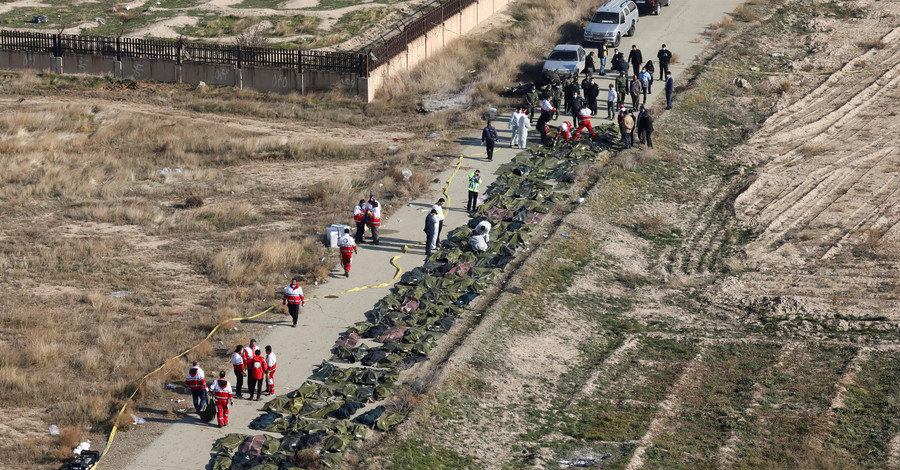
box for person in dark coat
[664,71,674,109]
[570,91,584,129]
[637,105,654,148]
[565,79,580,114]
[657,44,672,81]
[583,51,596,75]
[481,119,498,160]
[584,76,600,115]
[627,45,643,78]
[615,71,628,108]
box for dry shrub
[156,202,260,234]
[67,201,162,225]
[184,195,204,209]
[209,234,325,285]
[634,213,668,237]
[670,52,680,64]
[386,374,438,414]
[776,79,791,94]
[856,39,886,50]
[55,426,83,459]
[292,449,323,469]
[732,5,759,22]
[233,23,270,48]
[797,143,828,157]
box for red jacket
[185,367,206,391]
[249,354,268,380]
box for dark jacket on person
[627,49,643,68]
[481,125,497,144]
[637,110,653,133]
[657,48,672,66]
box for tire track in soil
[800,347,868,454]
[623,342,708,470]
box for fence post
[116,36,121,61]
[54,33,60,57]
[237,45,242,69]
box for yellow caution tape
[95,149,486,467]
[94,304,277,469]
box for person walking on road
[628,45,643,78]
[481,119,498,161]
[573,104,597,140]
[365,200,381,245]
[209,371,233,428]
[644,60,655,93]
[665,71,674,109]
[550,83,562,120]
[623,110,635,148]
[231,345,244,399]
[338,228,357,278]
[352,199,366,243]
[467,170,482,214]
[615,71,628,108]
[283,279,305,327]
[607,84,617,120]
[425,208,438,256]
[186,360,207,414]
[617,104,628,143]
[264,345,277,395]
[630,74,643,110]
[584,51,596,75]
[638,105,654,149]
[247,349,268,401]
[657,44,672,81]
[432,198,446,242]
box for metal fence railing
[0,30,369,76]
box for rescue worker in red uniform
[264,345,277,395]
[573,104,597,140]
[209,370,233,427]
[247,349,268,401]
[353,199,366,243]
[231,345,244,398]
[337,228,358,278]
[241,339,257,373]
[282,279,305,327]
[185,360,207,414]
[554,121,572,143]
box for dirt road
[108,0,745,468]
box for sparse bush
[233,23,270,49]
[633,213,668,237]
[292,449,324,469]
[778,79,791,94]
[732,5,759,22]
[184,195,204,209]
[856,39,886,50]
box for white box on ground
[325,224,351,248]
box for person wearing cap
[424,208,438,256]
[337,228,357,277]
[466,170,482,214]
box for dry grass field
[0,72,476,468]
[347,0,900,468]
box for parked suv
[634,0,670,15]
[584,0,639,47]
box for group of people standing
[186,340,277,427]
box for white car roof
[552,44,583,51]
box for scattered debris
[49,425,60,436]
[733,77,752,89]
[131,414,146,424]
[426,132,440,139]
[111,290,131,299]
[73,441,90,455]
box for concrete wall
[0,50,53,72]
[0,0,511,101]
[367,0,512,101]
[62,53,115,75]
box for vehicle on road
[584,0,639,47]
[542,44,587,78]
[634,0,670,15]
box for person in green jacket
[466,170,482,214]
[524,86,539,120]
[615,71,628,108]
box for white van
[584,0,639,47]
